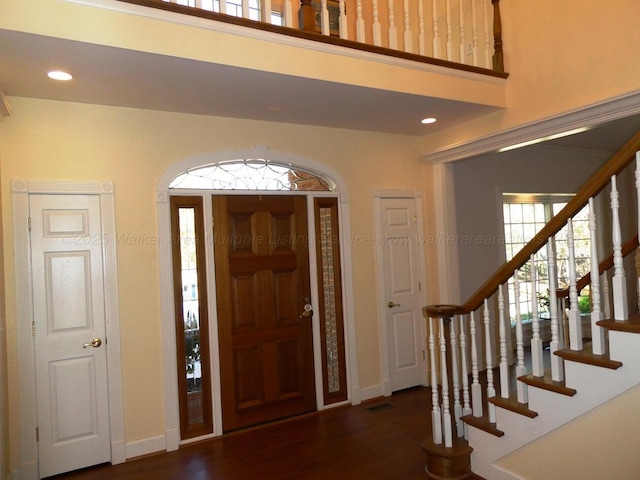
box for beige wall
[423,0,640,153]
[494,383,640,479]
[1,97,433,463]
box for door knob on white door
[83,338,102,348]
[388,301,401,308]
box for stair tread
[460,413,504,437]
[554,343,623,369]
[597,311,640,334]
[488,394,538,418]
[517,370,577,396]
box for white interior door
[379,196,426,392]
[30,194,111,478]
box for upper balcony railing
[117,0,507,77]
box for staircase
[423,129,640,480]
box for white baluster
[548,238,565,382]
[433,0,442,58]
[498,284,509,398]
[458,0,466,64]
[220,0,227,15]
[589,197,606,355]
[459,315,472,438]
[372,0,382,45]
[470,311,483,417]
[261,0,272,23]
[283,0,294,27]
[418,0,426,55]
[530,254,544,377]
[514,270,528,403]
[242,0,250,19]
[603,273,612,319]
[567,219,583,350]
[388,0,398,49]
[429,316,442,444]
[483,0,491,68]
[471,0,478,65]
[320,0,330,36]
[338,0,348,39]
[356,0,365,42]
[484,299,496,423]
[611,175,629,321]
[403,0,413,52]
[445,0,453,60]
[449,316,463,437]
[440,318,453,447]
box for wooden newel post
[492,0,504,72]
[421,304,472,480]
[299,0,316,32]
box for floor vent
[366,402,394,413]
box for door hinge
[418,281,421,291]
[32,322,35,337]
[36,427,39,442]
[421,350,425,360]
[28,216,32,232]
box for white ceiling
[1,27,639,151]
[0,28,502,137]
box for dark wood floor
[53,387,483,480]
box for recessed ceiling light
[421,117,437,124]
[47,70,73,81]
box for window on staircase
[503,194,591,325]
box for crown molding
[423,90,640,164]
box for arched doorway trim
[156,147,359,449]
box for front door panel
[213,195,316,431]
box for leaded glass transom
[170,160,333,191]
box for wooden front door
[213,195,316,431]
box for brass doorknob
[299,303,313,318]
[83,338,102,348]
[388,301,401,308]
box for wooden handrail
[114,0,508,78]
[557,234,639,298]
[461,128,640,314]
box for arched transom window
[169,159,334,191]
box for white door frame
[12,180,125,479]
[373,188,429,397]
[156,147,360,451]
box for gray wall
[451,145,610,302]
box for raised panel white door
[30,194,111,478]
[380,197,426,391]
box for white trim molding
[372,188,430,397]
[0,85,11,118]
[424,90,640,164]
[156,147,361,446]
[11,180,125,479]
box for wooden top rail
[556,234,639,299]
[460,128,640,314]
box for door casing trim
[12,180,126,479]
[372,188,430,396]
[157,148,359,449]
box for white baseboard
[125,435,166,460]
[358,384,386,402]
